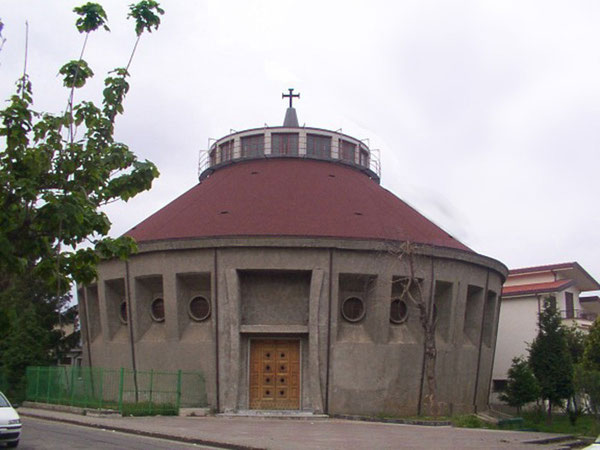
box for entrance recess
[249,339,300,409]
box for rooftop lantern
[198,90,381,183]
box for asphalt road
[15,417,218,449]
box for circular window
[341,296,365,322]
[119,300,128,324]
[390,298,408,324]
[150,297,165,322]
[188,296,211,322]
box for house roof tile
[502,279,574,297]
[125,158,472,252]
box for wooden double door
[249,339,300,410]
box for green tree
[499,356,540,414]
[583,319,600,371]
[565,323,586,365]
[0,1,164,391]
[574,364,600,418]
[528,300,573,423]
[564,323,586,423]
[572,319,600,418]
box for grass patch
[120,402,178,416]
[452,414,497,429]
[451,412,600,436]
[519,412,600,437]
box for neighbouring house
[491,262,600,399]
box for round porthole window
[119,300,128,324]
[188,296,211,322]
[150,297,165,322]
[390,298,408,324]
[341,296,365,322]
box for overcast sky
[1,1,599,291]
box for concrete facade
[78,110,507,416]
[79,237,506,416]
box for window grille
[339,139,356,163]
[241,134,265,158]
[271,133,299,156]
[306,134,331,158]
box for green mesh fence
[25,366,207,416]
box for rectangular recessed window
[105,278,126,340]
[306,134,331,158]
[464,285,483,345]
[359,149,369,167]
[565,292,574,319]
[271,133,299,156]
[339,139,356,163]
[241,134,264,158]
[85,285,101,341]
[492,379,507,393]
[219,140,234,162]
[482,290,497,348]
[434,281,453,343]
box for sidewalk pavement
[17,406,578,449]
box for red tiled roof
[509,262,576,275]
[125,158,472,252]
[502,279,574,297]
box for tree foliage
[0,1,164,392]
[582,319,600,371]
[570,318,600,418]
[74,2,110,33]
[528,300,573,421]
[500,356,540,414]
[128,1,165,36]
[0,273,70,401]
[0,1,163,294]
[574,364,600,418]
[564,323,586,365]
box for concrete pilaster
[222,269,241,411]
[308,268,325,413]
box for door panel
[249,340,300,409]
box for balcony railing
[197,142,381,182]
[560,309,597,322]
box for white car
[583,436,600,449]
[0,391,21,448]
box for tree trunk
[423,323,437,416]
[547,400,552,424]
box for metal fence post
[149,369,154,415]
[35,367,41,402]
[118,367,124,414]
[176,370,182,412]
[83,367,88,409]
[99,367,104,410]
[46,367,51,404]
[69,366,75,406]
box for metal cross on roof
[282,88,300,108]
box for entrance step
[218,410,329,420]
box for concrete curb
[19,411,266,450]
[22,401,120,417]
[330,413,452,426]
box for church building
[78,91,507,416]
